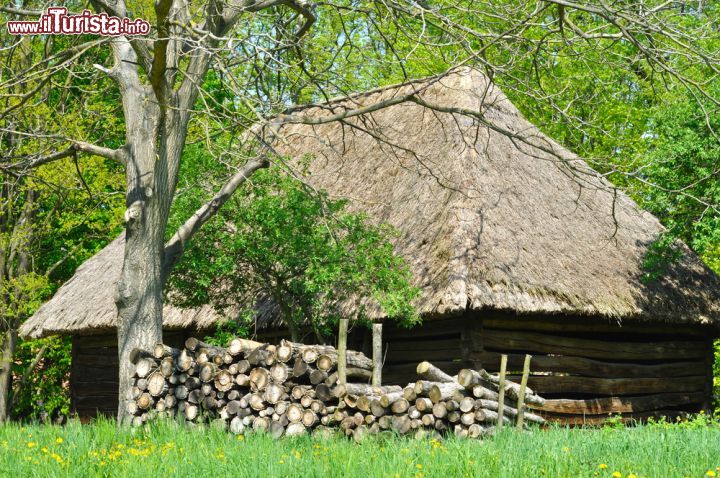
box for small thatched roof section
[20,233,225,338]
[20,68,720,339]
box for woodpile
[125,337,546,439]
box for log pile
[125,337,546,439]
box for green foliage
[202,312,253,347]
[1,419,720,476]
[11,337,71,422]
[169,155,419,340]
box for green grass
[1,418,719,478]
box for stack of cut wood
[125,337,545,439]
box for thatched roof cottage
[21,68,720,423]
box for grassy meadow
[0,417,719,478]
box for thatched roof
[20,68,720,339]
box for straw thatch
[20,68,720,339]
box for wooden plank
[531,392,706,415]
[541,409,690,426]
[385,347,465,363]
[477,351,706,378]
[481,315,715,338]
[481,329,706,360]
[74,354,119,367]
[383,317,466,340]
[507,375,707,395]
[73,381,119,393]
[383,361,470,385]
[76,334,117,347]
[388,338,460,352]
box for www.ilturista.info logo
[7,8,150,36]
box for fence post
[338,318,349,386]
[372,323,383,387]
[516,354,532,429]
[496,354,507,429]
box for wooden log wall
[71,331,186,420]
[472,313,717,424]
[70,312,717,425]
[379,317,475,385]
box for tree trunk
[0,328,17,423]
[114,74,165,421]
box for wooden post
[516,354,532,429]
[337,318,349,386]
[372,323,382,387]
[496,354,507,429]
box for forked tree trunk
[0,328,17,423]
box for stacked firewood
[125,337,545,439]
[330,362,546,440]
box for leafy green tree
[169,154,419,342]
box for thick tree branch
[162,156,270,277]
[2,141,125,171]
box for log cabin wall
[474,312,717,424]
[380,317,477,385]
[362,312,716,424]
[71,331,186,420]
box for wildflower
[55,437,63,444]
[707,472,717,477]
[237,435,245,441]
[416,464,423,469]
[26,442,36,448]
[628,475,637,478]
[599,464,608,470]
[41,447,48,453]
[612,473,622,478]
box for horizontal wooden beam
[531,392,706,415]
[478,351,706,378]
[540,409,690,426]
[384,317,466,340]
[507,375,707,395]
[482,316,715,338]
[481,329,707,360]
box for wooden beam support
[372,323,382,387]
[531,392,706,415]
[337,318,348,386]
[481,329,706,360]
[507,375,707,395]
[477,351,706,378]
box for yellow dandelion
[41,447,48,453]
[55,437,63,444]
[707,472,717,477]
[416,464,423,469]
[612,472,622,478]
[26,442,36,448]
[237,435,245,440]
[599,464,608,470]
[628,475,637,478]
